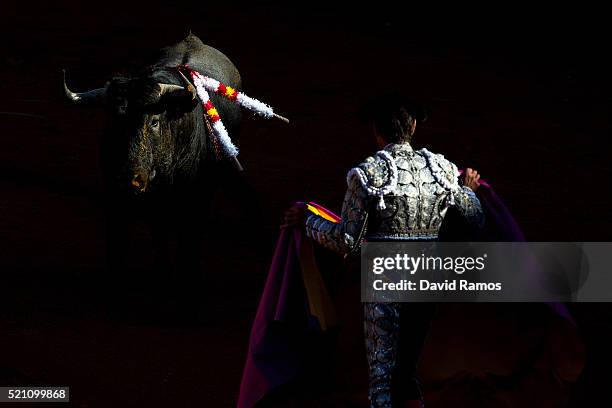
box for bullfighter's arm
[437,154,485,228]
[305,173,369,254]
[453,185,485,228]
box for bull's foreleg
[177,228,200,283]
[102,196,131,313]
[151,220,171,280]
[175,188,212,322]
[104,196,129,273]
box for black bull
[63,34,261,312]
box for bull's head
[63,70,198,194]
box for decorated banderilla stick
[179,65,290,123]
[176,66,289,172]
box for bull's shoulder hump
[156,34,241,88]
[187,44,242,87]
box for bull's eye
[151,118,160,128]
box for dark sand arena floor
[1,3,611,407]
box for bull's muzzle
[130,172,149,193]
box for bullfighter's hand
[281,203,306,228]
[463,168,481,191]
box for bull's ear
[162,90,199,116]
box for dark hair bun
[360,93,427,143]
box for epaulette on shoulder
[418,148,461,204]
[346,150,398,210]
[357,154,389,188]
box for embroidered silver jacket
[305,143,484,253]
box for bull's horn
[62,69,107,105]
[160,73,197,101]
[159,83,196,100]
[158,84,185,96]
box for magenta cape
[237,227,302,408]
[237,226,337,408]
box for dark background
[1,2,611,407]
